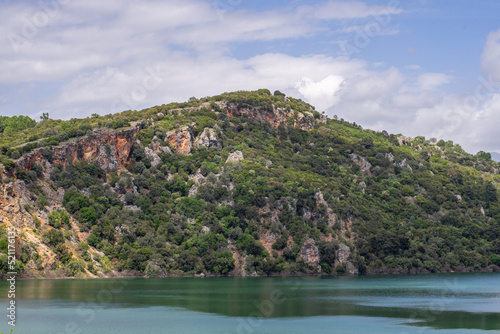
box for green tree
[48,210,71,228]
[40,112,50,121]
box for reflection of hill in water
[2,273,500,331]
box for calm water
[0,272,499,333]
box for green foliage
[44,229,71,263]
[80,207,98,225]
[45,229,65,247]
[237,234,265,256]
[40,112,49,121]
[3,159,15,172]
[490,254,500,266]
[0,115,36,134]
[202,251,235,274]
[476,151,492,161]
[36,196,48,210]
[87,234,99,247]
[3,90,500,277]
[48,210,71,228]
[65,259,83,277]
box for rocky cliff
[16,123,143,172]
[220,101,318,131]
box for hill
[1,89,500,278]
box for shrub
[3,160,15,172]
[48,210,71,228]
[65,259,83,277]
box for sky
[1,0,500,155]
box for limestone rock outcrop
[194,128,222,149]
[16,124,143,171]
[219,102,316,131]
[165,126,192,155]
[350,154,372,173]
[336,243,359,275]
[299,238,320,271]
[226,151,244,164]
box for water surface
[1,272,499,333]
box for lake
[1,272,499,333]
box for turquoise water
[1,272,499,333]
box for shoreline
[8,264,500,280]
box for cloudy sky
[1,0,500,154]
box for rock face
[226,151,244,164]
[314,191,337,227]
[220,102,316,131]
[165,126,192,155]
[394,158,412,171]
[359,181,367,194]
[398,136,414,146]
[188,172,206,197]
[345,262,359,275]
[144,147,161,167]
[17,124,143,171]
[350,154,372,173]
[0,176,67,228]
[336,243,359,275]
[149,138,173,155]
[337,243,351,263]
[194,128,222,149]
[3,123,143,234]
[145,138,173,166]
[299,238,320,271]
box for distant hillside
[1,89,500,279]
[490,152,500,162]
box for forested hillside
[1,89,499,278]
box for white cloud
[410,93,500,153]
[46,53,367,117]
[295,75,344,111]
[341,24,400,36]
[416,73,452,91]
[482,29,500,81]
[119,0,214,32]
[338,67,404,101]
[1,0,381,87]
[296,0,401,20]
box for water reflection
[0,272,499,331]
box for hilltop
[1,89,500,278]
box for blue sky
[1,0,500,154]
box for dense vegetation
[1,89,500,278]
